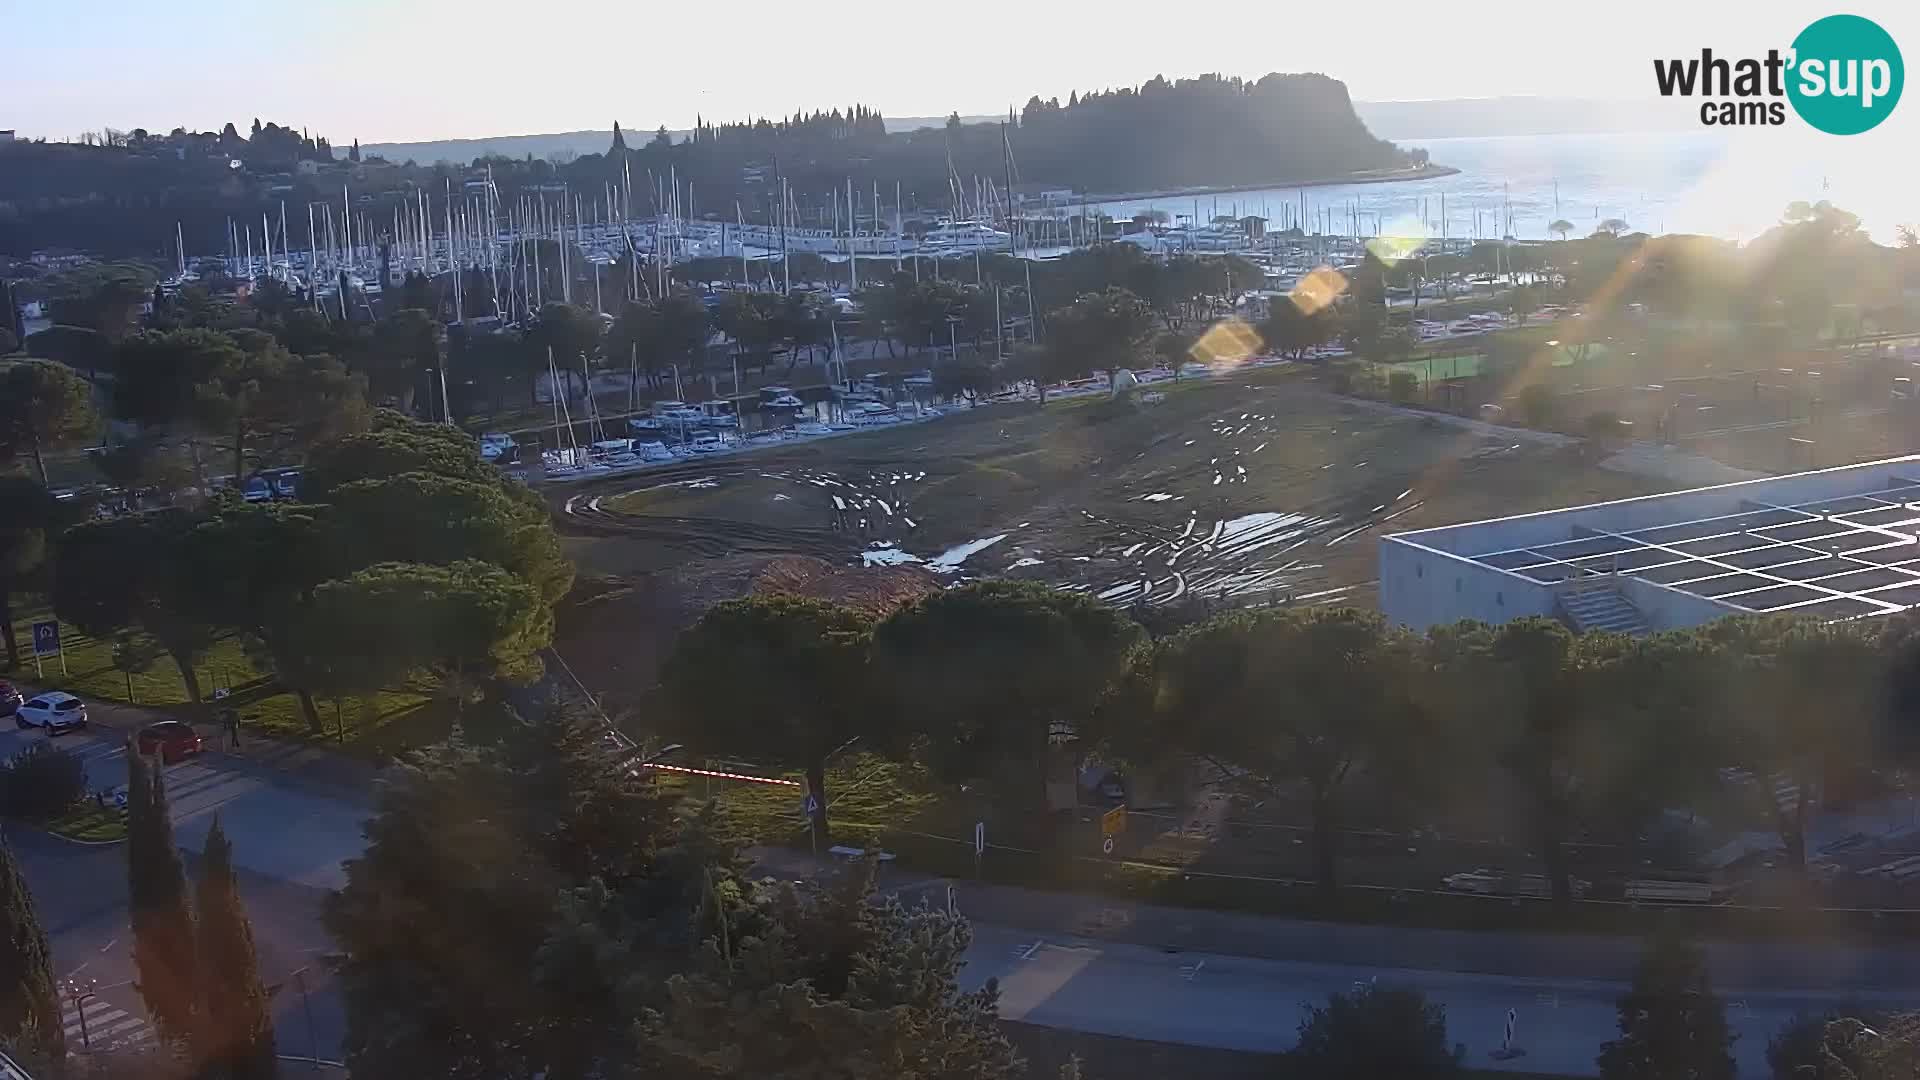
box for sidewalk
[751,846,1920,995]
[14,682,383,801]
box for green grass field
[38,800,127,843]
[2,601,440,759]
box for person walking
[223,706,241,750]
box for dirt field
[555,369,1660,615]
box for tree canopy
[1597,929,1735,1080]
[0,359,98,484]
[1133,607,1421,890]
[1288,982,1460,1080]
[871,581,1143,804]
[660,595,879,846]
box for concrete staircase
[1558,583,1651,636]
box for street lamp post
[288,966,317,1072]
[64,979,96,1051]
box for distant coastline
[1084,162,1461,209]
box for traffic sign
[803,794,820,817]
[30,620,59,658]
[1102,837,1115,855]
[1101,805,1127,838]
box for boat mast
[737,201,749,285]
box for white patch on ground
[928,534,1010,572]
[862,545,922,567]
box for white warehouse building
[1379,456,1920,635]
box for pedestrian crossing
[62,995,154,1052]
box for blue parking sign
[30,620,59,658]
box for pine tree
[327,711,694,1078]
[1597,928,1735,1080]
[196,816,276,1079]
[609,122,627,155]
[0,842,62,1061]
[128,751,198,1047]
[641,859,1023,1078]
[349,139,360,163]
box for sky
[5,0,1917,143]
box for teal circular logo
[1787,14,1903,134]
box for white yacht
[652,400,705,424]
[696,400,739,427]
[850,401,901,425]
[761,386,806,411]
[918,220,1012,252]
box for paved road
[857,860,1920,995]
[774,855,1920,1077]
[0,720,363,1063]
[960,921,1892,1077]
[0,723,368,890]
[17,694,1918,1078]
[6,824,346,1063]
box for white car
[15,692,88,733]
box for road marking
[1016,939,1044,960]
[63,1005,123,1036]
[1535,992,1560,1008]
[62,998,155,1048]
[94,1017,147,1039]
[1179,960,1205,982]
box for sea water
[1083,129,1912,245]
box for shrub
[1586,409,1627,445]
[0,743,87,819]
[1289,982,1462,1079]
[1518,383,1558,428]
[1388,370,1420,403]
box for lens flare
[1289,266,1348,315]
[1188,317,1263,368]
[1364,217,1429,265]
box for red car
[135,721,202,763]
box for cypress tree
[127,750,197,1047]
[195,816,276,1079]
[0,841,62,1061]
[0,278,22,346]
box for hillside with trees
[1,72,1410,257]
